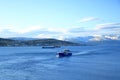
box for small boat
[42,46,61,49]
[56,50,72,58]
[54,45,61,48]
[42,46,55,49]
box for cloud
[47,27,69,33]
[95,22,120,30]
[104,35,119,40]
[0,26,13,32]
[89,34,120,41]
[9,26,44,34]
[0,25,67,34]
[69,27,86,33]
[36,34,53,39]
[68,26,100,37]
[0,22,120,40]
[0,25,71,39]
[78,17,98,23]
[36,33,69,40]
[0,26,20,38]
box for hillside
[0,38,80,46]
[0,38,17,46]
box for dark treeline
[0,38,82,46]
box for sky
[0,0,120,40]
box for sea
[0,44,120,80]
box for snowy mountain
[67,36,94,43]
[89,35,120,41]
[66,35,120,46]
[67,35,120,42]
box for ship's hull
[56,53,72,58]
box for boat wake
[73,49,102,56]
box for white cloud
[69,27,86,33]
[0,26,13,32]
[12,26,69,35]
[105,35,119,40]
[9,26,44,34]
[0,25,71,39]
[0,22,120,40]
[47,27,69,33]
[57,35,65,40]
[90,34,120,41]
[78,17,98,23]
[89,35,103,41]
[36,34,52,38]
[95,22,120,30]
[36,33,69,40]
[34,27,70,39]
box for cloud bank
[0,21,120,40]
[95,22,120,30]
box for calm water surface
[0,45,120,80]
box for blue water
[0,45,120,80]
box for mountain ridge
[0,38,81,46]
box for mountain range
[67,35,120,42]
[66,35,120,46]
[0,38,80,46]
[0,35,120,46]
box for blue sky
[0,0,120,40]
